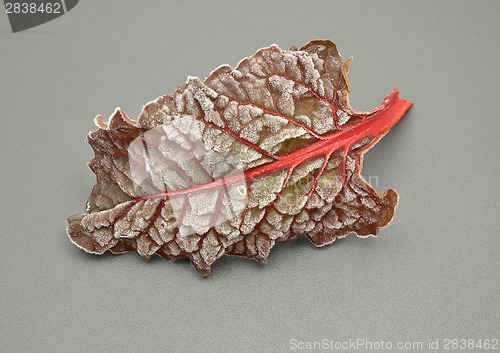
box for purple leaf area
[67,40,412,276]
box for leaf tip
[108,107,137,129]
[94,114,108,129]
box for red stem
[134,89,412,202]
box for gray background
[1,1,498,352]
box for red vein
[239,99,325,140]
[204,119,279,160]
[239,183,251,227]
[273,73,340,129]
[138,198,167,244]
[175,195,190,231]
[227,75,325,139]
[264,164,297,214]
[306,152,331,200]
[340,148,348,185]
[209,188,224,229]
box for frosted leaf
[67,40,412,275]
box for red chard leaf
[67,40,412,276]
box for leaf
[67,40,412,276]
